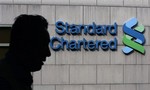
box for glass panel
[0,27,11,43]
[0,47,9,60]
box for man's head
[9,14,51,72]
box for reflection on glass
[0,27,11,43]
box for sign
[49,18,145,55]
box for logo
[122,17,145,54]
[50,18,146,55]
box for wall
[0,0,150,90]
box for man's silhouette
[0,14,51,90]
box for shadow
[0,14,51,90]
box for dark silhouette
[0,14,51,90]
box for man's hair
[9,14,49,52]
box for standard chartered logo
[50,17,146,55]
[122,17,145,54]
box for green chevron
[123,35,145,54]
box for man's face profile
[9,14,51,72]
[26,33,51,72]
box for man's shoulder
[0,60,12,89]
[0,76,12,90]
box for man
[0,14,51,90]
